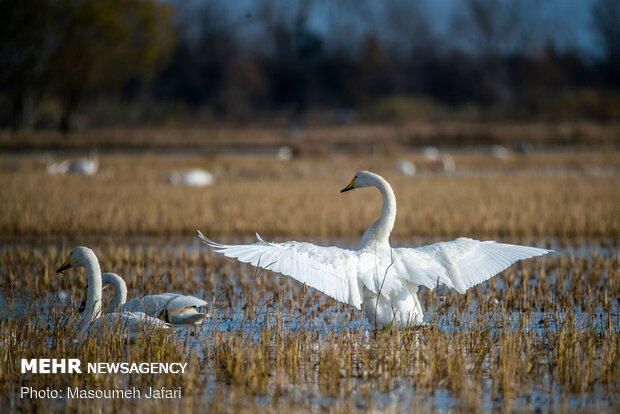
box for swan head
[341,170,380,192]
[56,246,96,273]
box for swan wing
[122,295,174,315]
[96,312,168,329]
[198,231,361,309]
[122,294,207,316]
[123,312,170,329]
[82,312,169,339]
[393,238,551,293]
[164,295,207,310]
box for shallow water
[1,239,618,412]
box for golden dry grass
[0,141,619,412]
[0,242,618,412]
[0,150,619,242]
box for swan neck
[111,274,127,309]
[359,175,397,248]
[375,176,397,235]
[103,273,127,309]
[81,253,102,329]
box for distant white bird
[57,247,169,341]
[47,154,98,176]
[394,159,416,176]
[441,153,456,174]
[199,171,551,329]
[82,272,208,325]
[492,145,510,160]
[168,169,215,186]
[423,146,440,161]
[277,146,294,161]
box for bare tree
[591,0,620,85]
[453,0,546,59]
[383,0,434,57]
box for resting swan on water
[199,170,552,329]
[79,272,208,325]
[57,247,169,341]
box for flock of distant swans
[57,170,551,341]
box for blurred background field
[1,146,619,242]
[1,0,619,413]
[1,0,620,130]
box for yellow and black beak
[57,253,72,274]
[341,177,356,193]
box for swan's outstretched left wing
[392,238,552,294]
[198,231,361,308]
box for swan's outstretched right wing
[393,238,552,294]
[198,231,362,308]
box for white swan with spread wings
[198,171,551,329]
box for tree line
[1,0,619,131]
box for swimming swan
[81,272,208,325]
[198,171,552,329]
[57,247,169,340]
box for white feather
[122,294,207,314]
[199,231,361,308]
[393,238,550,294]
